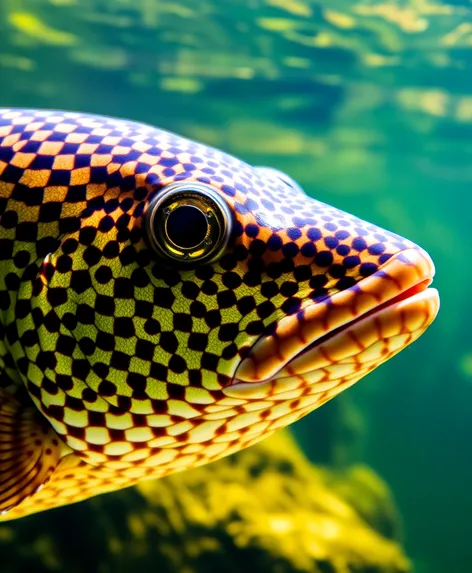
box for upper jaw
[230,247,439,385]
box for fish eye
[145,182,233,264]
[254,167,305,195]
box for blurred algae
[8,12,77,46]
[1,431,408,573]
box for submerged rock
[0,431,409,573]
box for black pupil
[166,205,209,249]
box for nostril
[254,167,306,195]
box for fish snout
[224,246,439,401]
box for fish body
[0,109,439,520]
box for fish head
[17,113,438,470]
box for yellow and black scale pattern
[0,109,435,520]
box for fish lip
[232,247,439,385]
[278,281,439,380]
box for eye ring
[145,182,233,264]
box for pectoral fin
[0,389,62,515]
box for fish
[0,109,439,520]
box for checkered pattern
[0,108,432,520]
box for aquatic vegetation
[8,12,77,46]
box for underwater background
[0,0,471,572]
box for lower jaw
[233,247,439,384]
[223,285,439,401]
[279,282,439,377]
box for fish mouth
[224,248,439,399]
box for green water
[1,0,471,571]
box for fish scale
[0,109,439,520]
